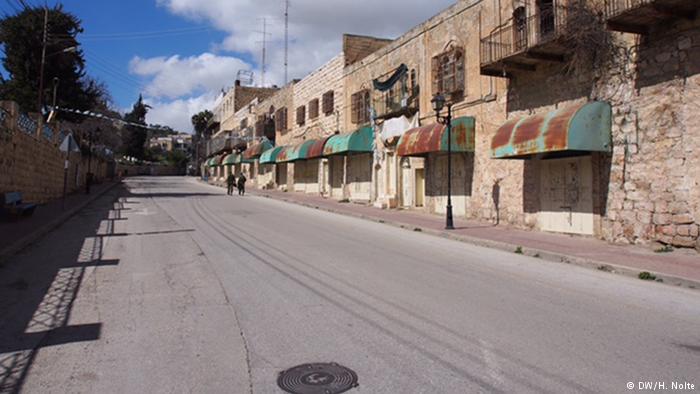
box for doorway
[538,156,594,235]
[415,168,425,208]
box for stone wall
[496,8,700,249]
[258,83,296,146]
[343,34,393,67]
[289,54,345,143]
[0,102,111,204]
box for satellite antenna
[255,18,271,87]
[284,0,290,85]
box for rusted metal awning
[259,146,285,164]
[276,140,316,163]
[307,136,333,159]
[323,126,374,156]
[243,140,274,160]
[491,101,612,159]
[397,117,475,157]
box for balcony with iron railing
[373,87,419,120]
[480,5,570,78]
[205,133,248,156]
[372,68,419,120]
[604,0,697,34]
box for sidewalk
[0,181,119,262]
[249,187,700,290]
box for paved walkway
[0,181,118,261]
[243,186,700,289]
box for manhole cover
[277,363,358,394]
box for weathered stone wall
[290,54,345,142]
[258,83,296,146]
[497,9,700,248]
[343,34,393,67]
[0,102,111,204]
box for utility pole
[37,6,48,115]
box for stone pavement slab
[244,186,700,290]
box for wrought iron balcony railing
[373,87,419,120]
[480,5,570,75]
[604,0,652,19]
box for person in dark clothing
[237,173,247,196]
[226,173,236,195]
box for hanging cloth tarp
[373,64,408,92]
[380,114,419,142]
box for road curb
[252,190,700,291]
[0,181,120,264]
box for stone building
[253,82,296,189]
[283,54,345,195]
[216,80,277,133]
[253,34,390,195]
[335,0,699,250]
[476,0,700,249]
[203,0,700,250]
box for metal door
[538,156,594,235]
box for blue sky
[1,0,456,132]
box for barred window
[322,91,335,115]
[308,99,319,119]
[431,46,465,100]
[351,89,371,125]
[275,107,288,133]
[296,106,306,126]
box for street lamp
[431,93,455,230]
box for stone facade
[203,0,700,250]
[290,54,345,142]
[216,82,278,134]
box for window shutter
[296,106,306,126]
[431,55,440,96]
[455,47,465,94]
[351,92,359,124]
[362,90,371,124]
[309,99,319,119]
[322,91,334,115]
[282,108,288,131]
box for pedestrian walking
[226,173,236,195]
[237,173,247,196]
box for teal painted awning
[397,117,475,157]
[323,126,374,156]
[259,146,285,164]
[208,155,223,167]
[277,140,316,163]
[222,153,238,165]
[491,101,612,159]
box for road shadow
[0,184,128,393]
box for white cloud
[144,92,221,133]
[156,0,457,86]
[129,53,250,99]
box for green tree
[191,110,213,138]
[123,95,150,159]
[0,5,105,118]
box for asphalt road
[3,176,699,394]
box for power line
[52,26,211,41]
